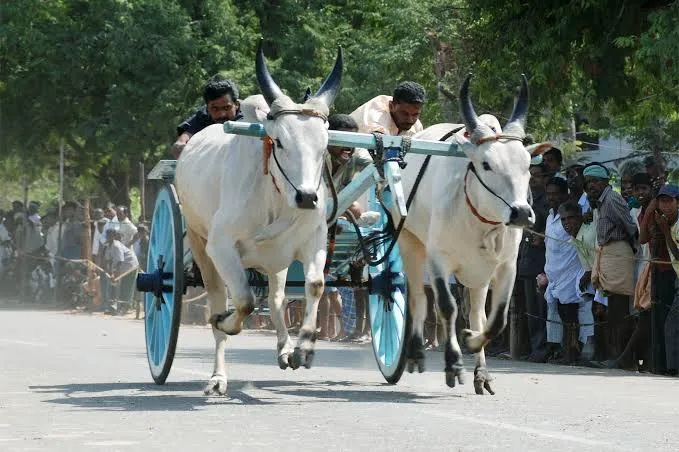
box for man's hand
[655,210,671,235]
[579,271,592,292]
[652,176,666,191]
[171,142,186,159]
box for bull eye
[275,138,283,148]
[482,161,492,171]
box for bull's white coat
[175,92,332,395]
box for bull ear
[526,142,552,157]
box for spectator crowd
[0,200,148,315]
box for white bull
[395,74,549,394]
[175,42,343,395]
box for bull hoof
[462,328,486,353]
[203,374,228,396]
[290,347,314,370]
[209,310,242,335]
[445,364,465,388]
[406,357,425,373]
[473,367,495,395]
[278,352,292,370]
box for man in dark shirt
[517,163,551,361]
[171,77,242,159]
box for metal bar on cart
[327,164,382,223]
[223,121,464,157]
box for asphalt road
[0,306,677,452]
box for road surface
[0,307,676,451]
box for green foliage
[1,0,677,207]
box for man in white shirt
[115,206,138,246]
[543,177,578,361]
[104,228,139,315]
[350,81,426,137]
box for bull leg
[205,226,255,336]
[290,235,327,370]
[463,264,514,395]
[187,229,228,396]
[398,229,428,374]
[427,255,465,388]
[267,268,294,369]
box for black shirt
[176,106,243,136]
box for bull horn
[459,73,480,133]
[302,87,312,102]
[255,38,284,105]
[312,46,343,107]
[505,74,529,134]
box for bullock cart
[136,124,464,385]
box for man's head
[546,176,569,211]
[644,155,667,180]
[327,114,359,164]
[203,78,240,124]
[62,201,77,220]
[559,200,584,238]
[566,164,585,195]
[106,227,121,243]
[92,208,104,222]
[656,184,679,217]
[137,224,148,237]
[542,147,563,176]
[632,172,653,208]
[28,201,40,215]
[529,163,548,193]
[116,206,128,221]
[104,207,116,220]
[619,158,645,200]
[583,164,610,201]
[389,81,426,132]
[11,201,24,212]
[96,218,108,233]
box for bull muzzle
[295,191,318,209]
[508,205,535,228]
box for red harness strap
[262,136,281,194]
[463,171,501,226]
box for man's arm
[610,194,639,239]
[656,213,679,261]
[171,132,192,159]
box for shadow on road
[29,379,452,412]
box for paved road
[0,307,677,451]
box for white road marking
[174,367,210,377]
[415,407,618,449]
[0,438,20,442]
[0,338,48,347]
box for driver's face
[207,95,239,123]
[389,101,422,132]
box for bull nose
[509,205,535,227]
[295,191,318,209]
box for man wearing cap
[542,147,565,179]
[584,163,638,363]
[654,184,679,375]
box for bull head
[460,73,529,141]
[255,38,343,108]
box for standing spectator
[655,184,679,376]
[517,163,550,362]
[566,164,590,213]
[115,206,138,246]
[584,164,638,364]
[104,228,139,315]
[542,147,564,179]
[559,201,596,362]
[619,159,645,207]
[644,155,668,192]
[542,178,578,362]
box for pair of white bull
[175,42,549,396]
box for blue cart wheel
[367,188,411,384]
[144,184,184,384]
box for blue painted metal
[142,185,184,384]
[223,121,464,157]
[367,187,409,383]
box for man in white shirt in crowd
[115,206,138,246]
[104,228,139,315]
[542,177,576,362]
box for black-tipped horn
[255,38,284,105]
[313,46,343,107]
[459,73,479,133]
[505,74,529,132]
[302,87,312,102]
